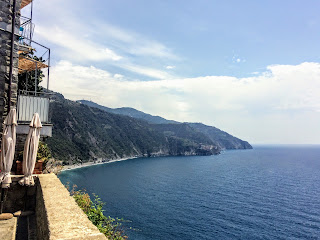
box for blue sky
[24,0,320,144]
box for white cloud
[35,22,178,79]
[35,26,122,62]
[232,54,245,63]
[166,65,176,69]
[47,61,320,144]
[251,71,260,75]
[31,0,181,80]
[114,74,124,79]
[96,22,178,59]
[35,24,176,79]
[120,64,173,79]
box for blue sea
[58,145,320,239]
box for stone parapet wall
[36,174,107,240]
[2,174,106,239]
[0,0,22,133]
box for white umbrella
[19,113,42,186]
[0,108,17,188]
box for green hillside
[78,100,253,150]
[47,94,220,164]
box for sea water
[58,145,320,239]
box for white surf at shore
[61,157,138,172]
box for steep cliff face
[47,94,220,164]
[188,123,253,150]
[78,100,253,150]
[78,100,178,124]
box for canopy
[0,109,17,188]
[21,0,32,9]
[19,113,42,186]
[18,56,48,74]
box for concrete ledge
[0,217,17,240]
[36,174,107,240]
[16,123,52,137]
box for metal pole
[25,71,28,91]
[8,0,17,113]
[47,49,51,123]
[35,62,38,96]
[29,0,33,45]
[47,49,50,90]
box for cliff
[78,100,253,150]
[47,93,219,164]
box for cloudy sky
[23,0,320,144]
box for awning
[18,56,48,74]
[21,0,32,9]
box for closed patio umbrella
[19,113,42,186]
[0,108,17,188]
[0,108,17,219]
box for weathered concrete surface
[36,174,107,240]
[0,217,17,240]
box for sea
[58,145,320,239]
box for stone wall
[3,174,107,239]
[36,174,107,240]
[0,0,22,134]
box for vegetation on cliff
[79,100,253,150]
[47,93,219,164]
[71,188,126,239]
[46,92,251,164]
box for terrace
[16,0,52,137]
[0,0,107,239]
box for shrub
[71,187,127,240]
[17,140,52,163]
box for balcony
[16,91,52,137]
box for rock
[13,210,21,217]
[0,213,13,220]
[14,210,34,217]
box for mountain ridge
[47,93,220,164]
[78,100,252,150]
[77,100,178,124]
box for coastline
[61,156,138,172]
[60,151,225,172]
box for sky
[23,0,320,144]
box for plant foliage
[17,140,52,163]
[18,55,45,93]
[71,187,127,240]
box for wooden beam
[18,56,48,74]
[20,0,32,9]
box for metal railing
[19,16,34,46]
[17,91,51,123]
[18,39,51,91]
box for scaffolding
[20,0,32,9]
[17,0,51,123]
[19,0,50,91]
[0,0,52,123]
